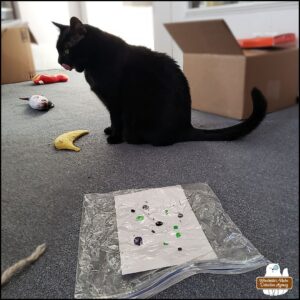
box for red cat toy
[32,74,69,85]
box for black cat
[53,17,267,146]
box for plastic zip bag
[75,182,269,299]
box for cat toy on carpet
[32,73,69,85]
[19,95,54,111]
[1,243,47,286]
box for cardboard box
[165,20,299,119]
[1,21,37,84]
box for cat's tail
[184,87,267,141]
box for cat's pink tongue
[62,63,73,71]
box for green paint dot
[136,215,144,221]
[173,225,179,230]
[165,209,168,215]
[176,232,182,238]
[163,242,169,246]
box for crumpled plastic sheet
[75,182,270,299]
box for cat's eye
[64,48,70,55]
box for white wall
[17,1,154,71]
[85,1,154,49]
[17,1,71,71]
[152,2,173,56]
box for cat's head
[53,17,88,73]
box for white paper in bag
[115,185,217,275]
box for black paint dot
[155,221,163,226]
[142,205,149,210]
[131,209,135,213]
[178,213,183,218]
[178,247,182,251]
[151,230,156,233]
[134,236,143,246]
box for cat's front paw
[107,135,123,144]
[104,127,112,135]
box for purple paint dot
[134,237,143,246]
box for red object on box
[238,33,296,49]
[32,74,69,85]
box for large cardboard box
[1,21,37,84]
[165,20,299,119]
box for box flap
[1,20,37,44]
[165,19,243,55]
[28,30,37,44]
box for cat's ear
[52,21,67,31]
[70,16,87,35]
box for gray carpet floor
[1,70,299,299]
